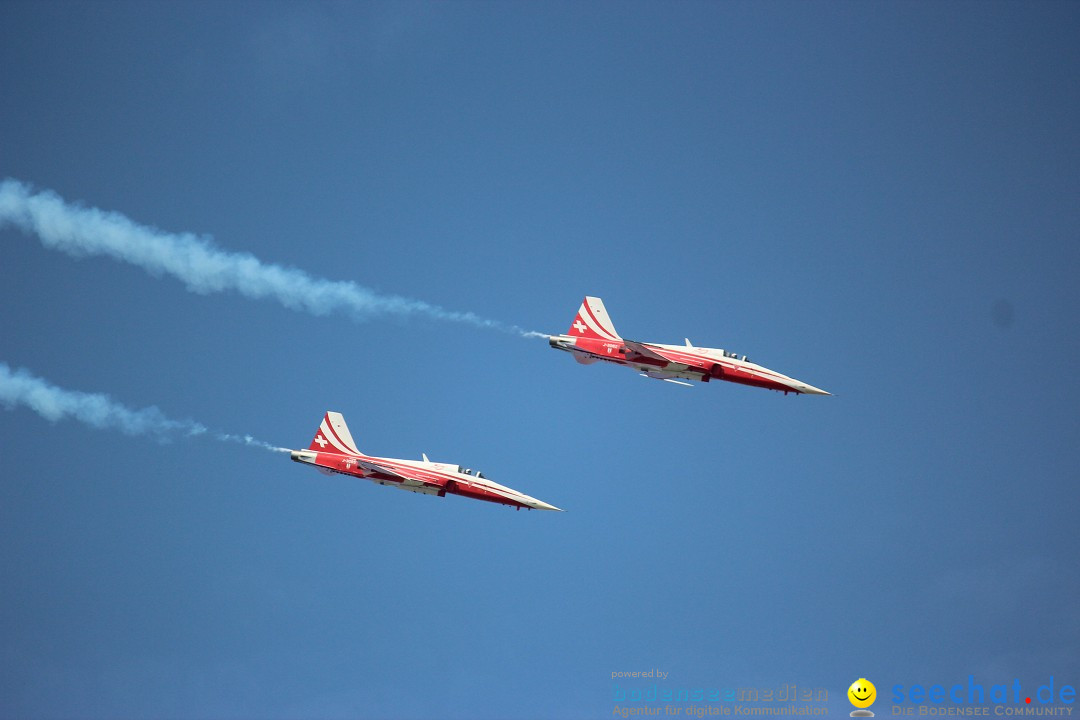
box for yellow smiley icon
[848,678,876,709]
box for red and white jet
[548,296,830,395]
[290,412,562,511]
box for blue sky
[1,2,1078,718]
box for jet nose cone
[530,499,563,511]
[799,384,831,396]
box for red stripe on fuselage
[313,453,533,509]
[570,339,805,393]
[444,480,530,509]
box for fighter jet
[290,412,562,511]
[548,296,830,395]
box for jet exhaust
[0,361,286,452]
[0,178,544,338]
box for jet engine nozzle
[549,335,573,352]
[291,449,317,464]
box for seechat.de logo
[849,678,877,717]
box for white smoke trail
[0,362,286,452]
[216,433,290,454]
[0,178,540,336]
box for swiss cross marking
[314,435,328,448]
[573,319,587,334]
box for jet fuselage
[290,412,561,511]
[549,296,830,395]
[550,334,829,394]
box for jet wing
[356,459,411,481]
[624,339,681,365]
[356,459,443,493]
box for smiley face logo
[848,678,876,709]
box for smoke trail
[216,433,290,454]
[0,362,287,452]
[0,178,538,336]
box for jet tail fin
[308,411,362,455]
[566,296,622,341]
